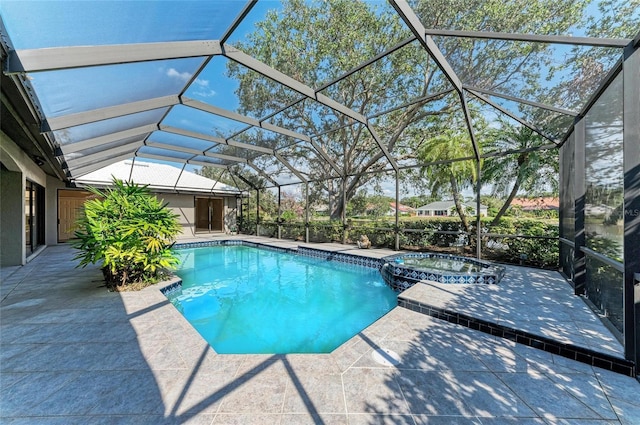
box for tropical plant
[417,129,481,233]
[72,179,181,290]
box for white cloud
[192,78,217,98]
[193,88,217,98]
[166,68,193,82]
[166,69,217,97]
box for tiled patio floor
[1,237,639,424]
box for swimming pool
[166,245,397,354]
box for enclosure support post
[235,195,240,234]
[305,182,309,244]
[623,42,640,368]
[395,170,400,251]
[277,186,282,239]
[476,160,482,259]
[256,189,260,236]
[573,118,586,296]
[341,177,347,245]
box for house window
[434,210,446,216]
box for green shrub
[72,179,181,290]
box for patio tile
[395,370,470,416]
[0,417,90,424]
[280,413,349,424]
[282,372,345,414]
[282,354,342,375]
[347,413,417,424]
[342,368,410,414]
[350,340,439,371]
[85,415,216,425]
[33,371,165,416]
[496,371,606,420]
[543,371,617,420]
[211,413,281,424]
[541,420,621,425]
[608,398,640,425]
[595,370,640,407]
[451,371,537,417]
[0,371,82,416]
[215,369,288,414]
[477,418,545,424]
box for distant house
[387,202,415,216]
[71,160,243,239]
[511,197,559,211]
[416,200,488,217]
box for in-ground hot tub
[380,252,506,292]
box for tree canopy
[205,0,638,219]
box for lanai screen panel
[162,105,249,140]
[0,1,245,47]
[226,0,413,90]
[372,91,461,168]
[209,55,306,120]
[146,130,219,155]
[466,98,557,157]
[471,94,575,142]
[28,58,204,118]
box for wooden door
[211,198,224,231]
[58,191,91,241]
[196,198,210,231]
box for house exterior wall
[159,193,238,240]
[46,176,66,246]
[0,131,48,266]
[160,193,197,239]
[0,168,23,266]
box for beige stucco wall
[0,130,49,265]
[158,193,238,240]
[158,193,196,239]
[46,176,66,246]
[0,168,23,266]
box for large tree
[223,0,605,219]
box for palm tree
[417,130,480,233]
[482,124,558,226]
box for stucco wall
[0,168,23,266]
[46,176,66,245]
[158,193,196,239]
[0,131,49,265]
[157,193,238,240]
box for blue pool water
[167,245,397,354]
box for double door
[196,198,224,232]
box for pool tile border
[162,240,392,296]
[381,252,505,287]
[297,246,385,270]
[398,296,636,377]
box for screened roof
[1,0,638,191]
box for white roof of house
[417,200,488,210]
[74,160,241,195]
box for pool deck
[1,235,639,424]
